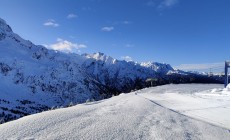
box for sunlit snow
[0,84,229,140]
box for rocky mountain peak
[0,18,12,34]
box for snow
[225,83,230,91]
[141,61,174,74]
[82,52,116,65]
[0,84,229,140]
[138,84,230,129]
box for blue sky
[0,0,230,71]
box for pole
[225,61,228,88]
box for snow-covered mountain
[0,18,220,123]
[82,53,160,91]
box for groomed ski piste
[0,84,230,140]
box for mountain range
[0,18,222,123]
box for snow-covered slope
[141,61,174,74]
[0,84,229,140]
[0,18,194,123]
[138,84,230,129]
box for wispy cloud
[146,0,179,9]
[121,56,133,62]
[112,20,132,25]
[43,19,59,27]
[122,21,132,25]
[146,0,156,7]
[67,13,78,19]
[158,0,178,9]
[101,26,114,32]
[118,20,132,25]
[47,38,87,53]
[82,6,91,11]
[125,44,134,48]
[175,62,224,71]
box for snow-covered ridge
[141,61,174,73]
[83,53,175,73]
[82,52,117,64]
[0,18,12,41]
[0,18,12,34]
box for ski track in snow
[138,84,230,130]
[0,84,230,140]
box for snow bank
[204,83,230,95]
[224,83,230,91]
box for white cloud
[121,56,133,62]
[47,38,87,53]
[165,0,178,7]
[146,0,178,9]
[67,14,78,19]
[122,20,132,25]
[43,19,59,27]
[158,0,178,9]
[101,26,114,32]
[175,62,224,71]
[113,20,132,25]
[125,44,134,48]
